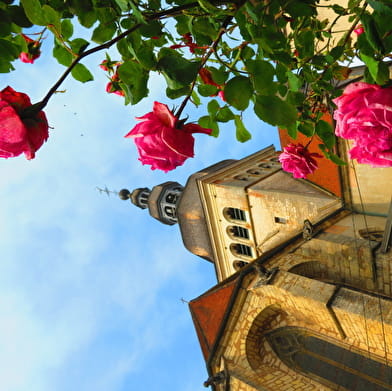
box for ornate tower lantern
[119,181,183,225]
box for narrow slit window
[274,216,287,224]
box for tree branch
[34,0,238,112]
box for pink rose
[19,34,41,64]
[125,101,212,172]
[100,60,110,71]
[100,59,122,72]
[279,143,322,178]
[354,25,365,36]
[333,82,392,167]
[106,72,125,96]
[0,86,49,159]
[218,90,226,102]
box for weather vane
[96,186,118,197]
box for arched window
[165,193,178,204]
[230,243,253,258]
[233,260,249,271]
[227,225,250,239]
[247,169,262,175]
[224,207,246,222]
[266,327,392,391]
[164,206,175,218]
[234,175,249,181]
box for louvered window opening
[232,226,250,239]
[234,243,252,257]
[228,207,246,222]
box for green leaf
[246,60,275,95]
[197,0,218,13]
[286,71,302,92]
[139,20,162,38]
[118,61,149,105]
[332,4,347,15]
[0,38,19,72]
[360,53,389,85]
[191,90,201,106]
[197,84,218,97]
[53,43,73,66]
[286,0,316,17]
[234,115,251,142]
[191,17,217,40]
[166,86,191,99]
[70,38,89,55]
[78,10,97,28]
[286,121,298,139]
[329,45,344,60]
[209,67,228,85]
[92,22,116,44]
[254,95,297,127]
[329,152,347,166]
[287,91,306,106]
[42,4,61,33]
[61,19,73,40]
[275,62,288,83]
[199,115,219,137]
[117,39,132,59]
[71,63,93,83]
[368,0,392,13]
[0,59,14,73]
[216,106,235,123]
[298,121,314,137]
[356,31,374,56]
[315,120,335,149]
[129,0,146,24]
[295,29,314,58]
[0,20,12,37]
[372,8,392,53]
[208,99,220,117]
[240,45,255,60]
[114,0,129,12]
[21,0,46,25]
[224,76,253,111]
[361,13,385,53]
[8,5,32,28]
[235,11,252,42]
[158,48,200,89]
[134,45,156,69]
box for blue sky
[0,31,279,391]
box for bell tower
[119,181,183,225]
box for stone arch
[244,306,327,390]
[288,260,347,285]
[289,260,329,280]
[245,305,288,370]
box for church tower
[119,67,392,391]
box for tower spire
[119,182,183,225]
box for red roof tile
[189,279,237,360]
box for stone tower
[187,118,392,390]
[120,100,392,391]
